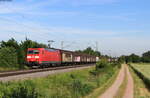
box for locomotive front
[26,48,41,67]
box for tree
[119,53,141,64]
[0,47,18,68]
[76,47,101,56]
[0,38,19,49]
[0,38,22,67]
[118,55,126,63]
[129,54,141,63]
[20,38,48,54]
[142,51,150,62]
[125,56,132,63]
[0,38,48,69]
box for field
[131,63,150,79]
[130,63,150,98]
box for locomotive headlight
[27,56,31,58]
[35,56,39,58]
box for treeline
[76,47,101,57]
[119,51,150,63]
[0,38,48,69]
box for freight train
[26,48,99,68]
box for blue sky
[0,0,150,56]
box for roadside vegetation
[0,59,120,98]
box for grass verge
[0,66,29,72]
[0,67,19,72]
[85,67,119,98]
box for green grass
[129,66,150,98]
[131,63,150,79]
[86,67,119,98]
[130,63,150,90]
[0,66,29,71]
[0,64,118,98]
[0,67,19,71]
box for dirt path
[99,65,125,98]
[123,65,134,98]
[99,64,134,98]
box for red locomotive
[26,48,99,67]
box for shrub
[69,79,94,97]
[90,59,110,76]
[0,81,38,98]
[111,62,121,68]
[0,47,18,68]
[96,59,108,70]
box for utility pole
[48,40,54,48]
[61,41,64,49]
[95,41,98,51]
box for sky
[0,0,150,56]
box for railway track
[0,64,94,78]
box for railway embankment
[0,60,120,98]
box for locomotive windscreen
[28,50,39,54]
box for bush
[96,59,109,70]
[0,47,18,68]
[90,59,110,76]
[111,62,121,68]
[69,79,94,97]
[0,80,38,98]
